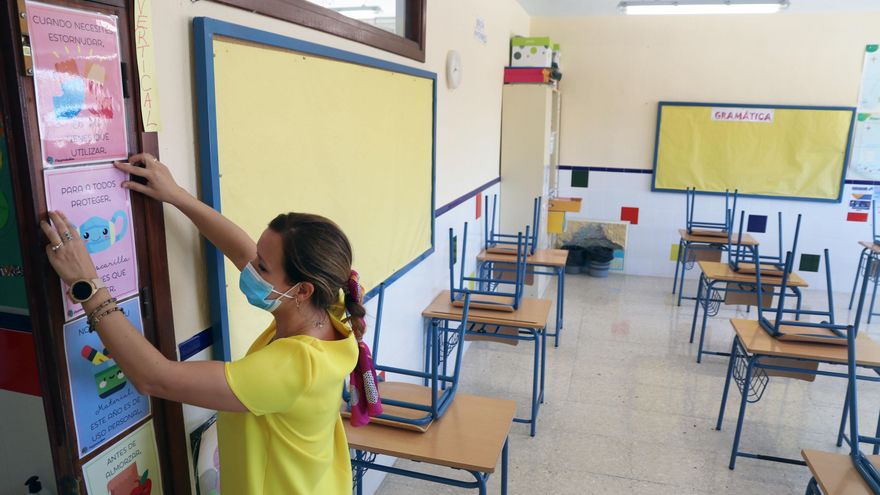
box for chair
[484,194,539,256]
[685,187,737,237]
[343,284,472,432]
[728,210,801,277]
[450,222,527,312]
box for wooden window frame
[209,0,427,62]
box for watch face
[71,280,93,301]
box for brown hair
[268,213,366,340]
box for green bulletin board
[0,119,29,315]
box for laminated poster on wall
[849,45,880,181]
[44,163,139,321]
[26,1,128,167]
[65,297,150,458]
[849,185,874,218]
[82,419,164,495]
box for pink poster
[26,1,128,167]
[44,164,138,321]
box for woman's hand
[40,210,99,286]
[114,153,189,206]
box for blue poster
[64,297,150,458]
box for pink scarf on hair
[346,271,383,427]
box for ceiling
[515,0,880,16]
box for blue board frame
[193,17,437,360]
[651,101,856,203]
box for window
[210,0,427,62]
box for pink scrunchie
[346,271,383,426]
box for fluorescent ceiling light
[619,1,789,15]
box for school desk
[347,383,515,494]
[715,319,880,470]
[423,291,552,436]
[848,241,880,324]
[673,229,759,306]
[476,248,567,347]
[689,261,808,363]
[802,449,880,495]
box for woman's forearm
[172,192,256,270]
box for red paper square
[620,206,639,225]
[0,329,41,397]
[848,212,869,222]
[476,194,482,220]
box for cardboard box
[511,36,553,67]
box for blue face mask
[239,261,298,313]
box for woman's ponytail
[344,270,367,341]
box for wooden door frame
[0,1,190,493]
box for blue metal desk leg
[689,273,705,344]
[540,327,547,404]
[837,386,850,447]
[850,249,869,309]
[423,319,436,386]
[696,280,714,364]
[673,238,684,294]
[716,338,739,431]
[728,355,755,470]
[354,450,364,495]
[501,438,509,495]
[554,268,564,348]
[677,242,690,306]
[871,273,880,324]
[793,286,803,321]
[530,329,540,437]
[875,407,880,455]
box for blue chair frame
[484,194,539,256]
[344,284,472,429]
[728,210,801,274]
[755,248,848,343]
[451,223,527,312]
[685,187,738,236]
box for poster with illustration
[82,420,163,495]
[0,119,29,316]
[44,163,138,320]
[64,297,149,457]
[26,1,128,167]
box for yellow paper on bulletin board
[652,103,855,201]
[206,34,434,358]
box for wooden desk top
[698,261,808,287]
[730,319,880,367]
[678,228,758,245]
[858,241,880,253]
[345,382,516,473]
[476,248,569,268]
[423,291,552,329]
[803,449,880,495]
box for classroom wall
[533,12,880,294]
[147,0,528,492]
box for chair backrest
[450,222,528,310]
[755,248,847,342]
[728,211,802,272]
[484,194,540,255]
[845,252,880,491]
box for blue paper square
[747,214,767,233]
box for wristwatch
[68,278,106,304]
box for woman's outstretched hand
[40,210,98,287]
[115,153,189,206]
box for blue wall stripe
[560,164,878,186]
[435,177,501,217]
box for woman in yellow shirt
[40,153,375,494]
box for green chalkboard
[0,120,29,315]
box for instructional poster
[44,163,138,320]
[26,1,128,167]
[64,297,149,457]
[850,45,880,181]
[82,420,163,495]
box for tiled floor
[377,273,880,494]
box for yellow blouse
[217,295,358,494]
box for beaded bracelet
[87,297,117,322]
[88,306,123,333]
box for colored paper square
[571,170,589,188]
[669,243,680,262]
[746,214,767,233]
[799,254,821,273]
[848,212,869,222]
[620,206,639,225]
[476,194,482,220]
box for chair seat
[452,294,515,312]
[802,449,880,495]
